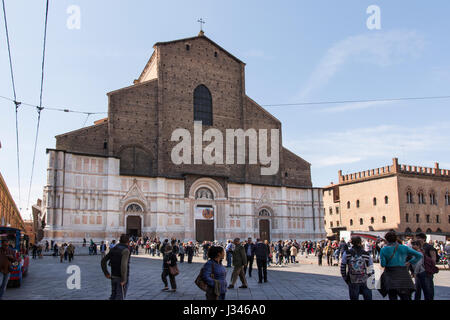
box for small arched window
[445,192,449,205]
[360,218,364,225]
[384,196,388,204]
[418,191,425,204]
[356,200,360,208]
[426,228,432,234]
[347,201,350,209]
[373,197,377,206]
[194,84,213,126]
[416,228,422,233]
[406,191,413,204]
[370,217,374,224]
[382,216,386,223]
[405,228,412,235]
[350,219,353,226]
[429,192,437,205]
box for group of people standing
[98,232,447,301]
[339,231,440,300]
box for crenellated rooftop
[338,158,450,184]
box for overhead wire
[27,0,49,211]
[1,0,22,207]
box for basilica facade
[42,32,325,243]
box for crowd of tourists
[2,230,448,301]
[98,232,449,301]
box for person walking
[282,242,290,265]
[100,241,107,259]
[67,243,75,262]
[265,240,273,267]
[225,240,234,268]
[161,245,177,292]
[340,236,374,300]
[255,239,268,283]
[415,233,438,300]
[290,243,298,264]
[202,246,227,300]
[228,238,248,289]
[59,244,65,263]
[379,231,422,300]
[317,245,323,266]
[410,240,426,300]
[275,240,283,266]
[179,243,185,263]
[325,242,333,266]
[0,240,16,300]
[186,241,194,263]
[244,237,256,277]
[101,234,131,300]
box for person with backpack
[415,233,438,300]
[201,246,227,300]
[340,236,374,300]
[100,234,131,300]
[379,231,422,300]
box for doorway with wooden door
[259,219,270,242]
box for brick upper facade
[55,33,311,188]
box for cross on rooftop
[197,18,205,32]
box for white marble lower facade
[42,150,326,243]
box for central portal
[195,204,214,242]
[195,220,214,242]
[259,219,270,242]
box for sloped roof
[154,33,245,65]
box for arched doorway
[126,216,142,237]
[195,188,215,242]
[258,209,271,242]
[125,203,143,237]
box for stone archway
[188,177,226,242]
[258,208,272,242]
[125,203,144,237]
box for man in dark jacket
[228,238,248,289]
[255,238,268,283]
[186,242,194,263]
[101,234,131,300]
[243,237,256,277]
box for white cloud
[298,30,425,99]
[285,122,450,168]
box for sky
[1,0,450,220]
